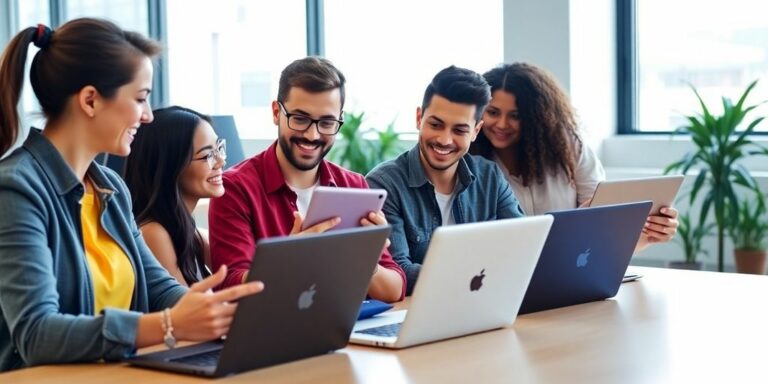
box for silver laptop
[349,216,553,349]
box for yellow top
[81,184,135,314]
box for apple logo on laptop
[298,284,316,310]
[470,269,485,291]
[576,248,591,268]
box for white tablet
[302,186,388,230]
[588,175,684,216]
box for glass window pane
[66,0,148,35]
[324,0,503,134]
[637,0,768,132]
[17,0,50,131]
[166,0,307,139]
[17,0,49,27]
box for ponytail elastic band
[33,24,53,49]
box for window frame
[616,0,768,135]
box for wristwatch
[162,308,177,349]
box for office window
[16,0,50,130]
[10,0,150,131]
[165,0,306,139]
[634,0,768,132]
[66,0,148,34]
[324,0,504,133]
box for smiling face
[482,90,521,150]
[417,94,483,175]
[179,120,225,200]
[91,56,154,156]
[272,87,341,172]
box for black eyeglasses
[278,102,344,136]
[192,138,227,169]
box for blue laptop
[519,201,652,314]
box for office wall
[502,0,616,152]
[503,0,571,93]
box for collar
[405,144,475,191]
[23,129,118,197]
[262,141,338,194]
[24,128,117,197]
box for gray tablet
[588,175,684,216]
[303,186,387,230]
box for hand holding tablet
[302,186,388,231]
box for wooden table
[4,266,768,383]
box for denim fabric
[0,130,186,371]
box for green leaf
[690,169,708,202]
[734,79,759,111]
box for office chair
[210,115,245,169]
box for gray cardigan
[0,130,187,371]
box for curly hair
[469,63,583,187]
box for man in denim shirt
[367,66,525,295]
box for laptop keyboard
[357,322,402,337]
[169,349,221,367]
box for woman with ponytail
[0,18,261,371]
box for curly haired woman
[469,62,678,250]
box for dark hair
[469,63,582,187]
[277,56,346,109]
[0,18,161,157]
[421,65,491,122]
[124,106,212,285]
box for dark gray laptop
[519,202,652,314]
[128,226,390,377]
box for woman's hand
[171,265,263,341]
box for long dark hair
[469,63,582,187]
[124,106,212,285]
[0,18,161,157]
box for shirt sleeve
[366,173,419,296]
[0,180,140,366]
[574,144,607,206]
[208,176,255,289]
[359,177,406,300]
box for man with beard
[366,66,525,295]
[208,57,405,302]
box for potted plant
[665,80,767,272]
[670,210,715,270]
[729,195,768,274]
[328,111,407,175]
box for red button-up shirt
[209,142,406,298]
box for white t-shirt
[434,190,456,226]
[496,143,606,216]
[288,181,319,217]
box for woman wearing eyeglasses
[125,106,226,286]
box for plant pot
[733,249,768,275]
[667,261,703,270]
